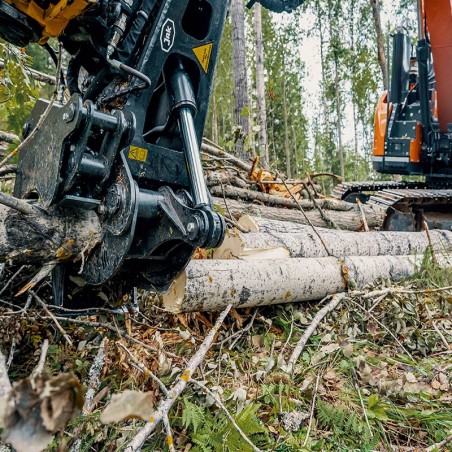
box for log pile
[0,139,450,313]
[162,216,452,312]
[160,141,452,312]
[201,139,386,231]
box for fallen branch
[426,431,452,452]
[124,304,232,451]
[83,339,106,414]
[31,291,73,347]
[283,293,346,374]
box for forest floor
[0,253,451,452]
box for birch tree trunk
[231,0,251,159]
[214,217,452,260]
[162,254,426,313]
[254,3,269,164]
[212,196,386,230]
[370,0,388,90]
[283,76,292,178]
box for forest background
[0,0,419,191]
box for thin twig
[0,192,41,216]
[16,262,56,296]
[124,304,232,451]
[347,298,415,362]
[352,369,373,438]
[83,339,106,414]
[31,291,73,347]
[31,339,49,379]
[163,414,176,452]
[356,198,369,232]
[6,337,16,370]
[0,265,25,296]
[276,173,331,256]
[424,303,451,351]
[46,315,180,360]
[303,372,320,447]
[284,293,346,374]
[192,379,261,452]
[423,220,437,264]
[116,342,169,396]
[426,430,452,452]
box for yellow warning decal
[128,145,148,162]
[192,42,213,74]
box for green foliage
[182,397,205,433]
[182,400,267,452]
[315,399,379,451]
[0,41,40,134]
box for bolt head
[187,222,195,232]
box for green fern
[183,399,268,452]
[316,399,379,451]
[182,397,205,434]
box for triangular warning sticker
[192,42,213,74]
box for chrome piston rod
[179,107,210,208]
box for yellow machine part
[5,0,94,43]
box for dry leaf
[100,390,154,424]
[324,369,337,381]
[311,343,340,365]
[405,372,417,383]
[342,342,353,358]
[3,373,82,452]
[431,379,441,390]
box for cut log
[213,216,452,260]
[212,196,386,231]
[162,254,427,313]
[0,205,101,265]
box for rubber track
[333,181,452,214]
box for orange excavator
[334,0,452,231]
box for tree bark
[254,3,269,164]
[283,77,292,178]
[214,217,452,259]
[162,254,426,313]
[212,196,386,230]
[370,0,388,90]
[0,205,101,265]
[230,0,251,159]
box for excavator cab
[372,0,452,186]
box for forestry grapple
[334,0,452,231]
[0,0,303,303]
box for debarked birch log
[0,205,102,265]
[213,216,452,260]
[161,254,440,313]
